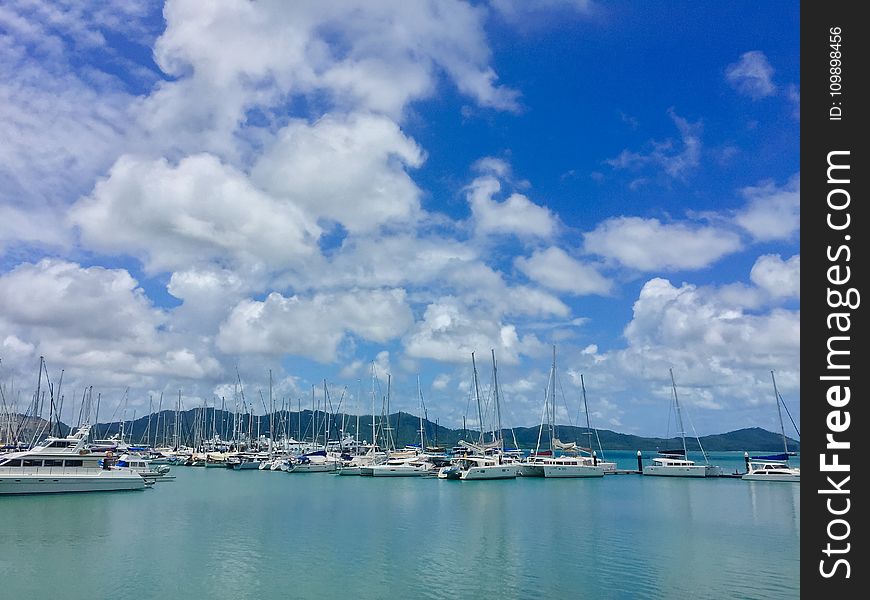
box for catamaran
[437,351,518,480]
[517,347,604,478]
[643,369,720,478]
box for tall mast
[146,395,153,446]
[549,345,556,451]
[324,379,330,449]
[669,369,688,459]
[771,370,788,455]
[370,364,376,449]
[492,349,503,450]
[386,374,393,452]
[471,352,484,446]
[417,375,425,450]
[581,373,593,452]
[356,379,361,449]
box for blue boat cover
[658,449,685,456]
[750,453,789,461]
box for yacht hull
[742,472,799,482]
[542,464,605,478]
[288,462,338,473]
[516,464,544,477]
[0,468,147,494]
[370,465,429,477]
[460,465,517,480]
[643,465,719,477]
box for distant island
[6,409,799,453]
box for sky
[0,1,800,438]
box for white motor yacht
[742,454,799,482]
[112,454,173,482]
[0,426,148,494]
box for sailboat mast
[386,374,392,452]
[471,352,484,446]
[417,375,425,451]
[324,379,330,450]
[770,370,788,455]
[370,365,376,449]
[549,345,556,452]
[581,374,593,452]
[356,379,361,449]
[492,349,503,450]
[669,369,688,459]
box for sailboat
[517,347,604,478]
[437,351,517,480]
[287,383,340,473]
[742,371,800,483]
[643,369,721,478]
[370,377,435,477]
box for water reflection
[1,464,800,599]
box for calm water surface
[0,452,799,599]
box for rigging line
[682,399,709,464]
[555,371,575,429]
[664,384,674,445]
[777,392,801,438]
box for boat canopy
[553,439,577,451]
[750,453,789,461]
[658,449,686,456]
[300,449,327,458]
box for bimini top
[657,448,686,457]
[750,453,789,461]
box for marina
[0,451,799,598]
[1,1,803,594]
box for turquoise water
[0,452,799,599]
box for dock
[606,469,748,478]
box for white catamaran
[517,347,604,478]
[437,351,518,481]
[643,370,720,478]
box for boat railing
[0,466,125,476]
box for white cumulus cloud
[468,175,558,238]
[251,113,424,233]
[217,289,414,362]
[515,247,612,295]
[69,153,322,274]
[0,259,219,381]
[734,174,800,241]
[750,254,800,300]
[584,216,741,271]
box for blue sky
[0,1,799,437]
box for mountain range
[5,409,798,453]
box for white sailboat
[370,376,435,477]
[742,371,800,483]
[517,347,604,478]
[287,382,340,473]
[643,369,721,478]
[437,351,517,481]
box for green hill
[60,409,798,453]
